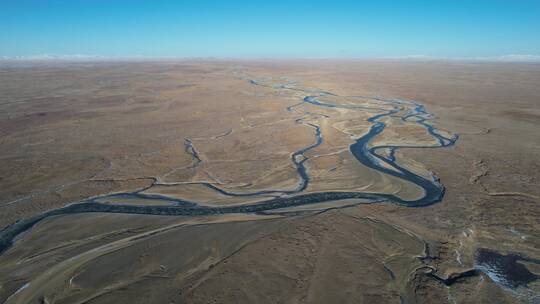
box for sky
[1,0,540,59]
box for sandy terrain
[0,60,539,303]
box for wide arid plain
[0,60,539,303]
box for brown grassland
[0,60,539,303]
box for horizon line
[2,54,540,63]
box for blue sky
[1,0,539,58]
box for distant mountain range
[1,54,540,62]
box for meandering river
[0,74,458,254]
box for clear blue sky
[1,0,539,58]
